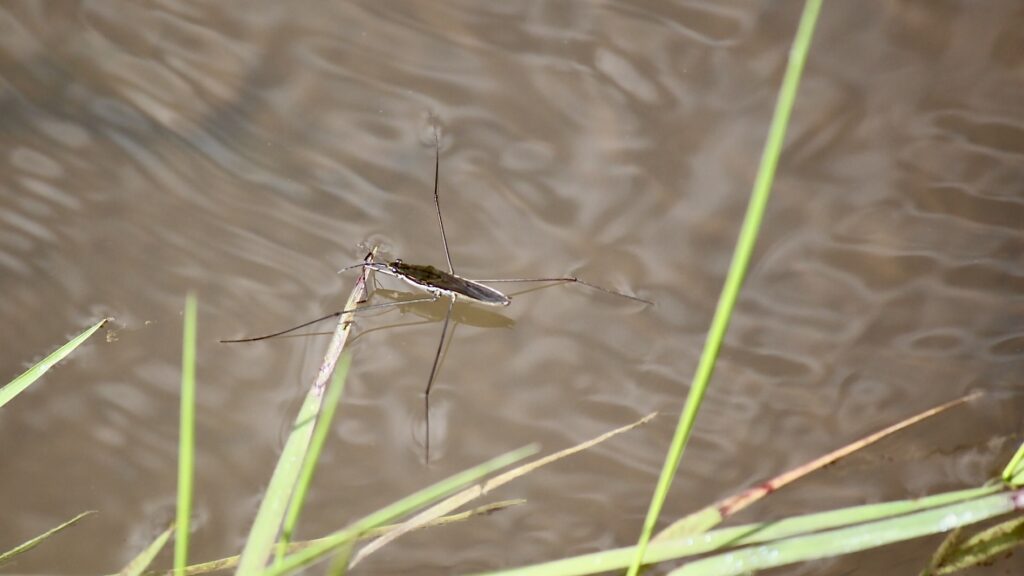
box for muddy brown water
[1,2,1023,574]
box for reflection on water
[1,2,1022,573]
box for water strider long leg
[369,273,383,298]
[424,296,455,463]
[275,317,440,345]
[218,295,440,343]
[432,127,454,274]
[424,297,455,398]
[471,276,653,305]
[424,394,431,464]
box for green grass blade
[1001,440,1024,485]
[475,486,998,576]
[667,490,1024,576]
[350,412,656,568]
[262,445,537,576]
[1010,466,1024,488]
[235,376,329,573]
[276,354,352,563]
[0,318,109,408]
[236,257,373,575]
[0,510,95,563]
[154,501,524,576]
[625,1,823,574]
[175,294,198,571]
[929,515,1024,574]
[325,542,354,576]
[655,394,980,541]
[119,523,175,576]
[923,526,966,576]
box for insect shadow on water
[222,128,653,462]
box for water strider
[222,128,652,459]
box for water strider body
[223,127,651,459]
[346,260,511,307]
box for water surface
[1,2,1022,574]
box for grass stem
[625,1,824,573]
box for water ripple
[0,2,1022,573]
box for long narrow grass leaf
[263,445,537,576]
[276,354,352,562]
[237,379,323,573]
[626,2,823,573]
[175,294,198,571]
[325,543,354,576]
[120,523,175,576]
[656,393,980,540]
[923,526,966,576]
[350,412,656,567]
[476,486,998,576]
[235,255,374,574]
[1001,440,1024,484]
[0,511,95,563]
[667,490,1024,576]
[157,501,524,576]
[928,515,1024,574]
[0,318,109,408]
[1010,466,1024,488]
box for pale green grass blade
[655,393,980,540]
[1001,440,1024,484]
[927,515,1024,574]
[0,318,109,408]
[626,1,824,573]
[262,445,537,576]
[349,412,656,568]
[119,523,175,576]
[236,256,373,575]
[175,294,198,571]
[276,354,352,563]
[476,486,998,576]
[325,543,354,576]
[923,526,966,576]
[157,501,524,576]
[235,373,329,574]
[1010,466,1024,488]
[0,510,95,563]
[667,490,1024,576]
